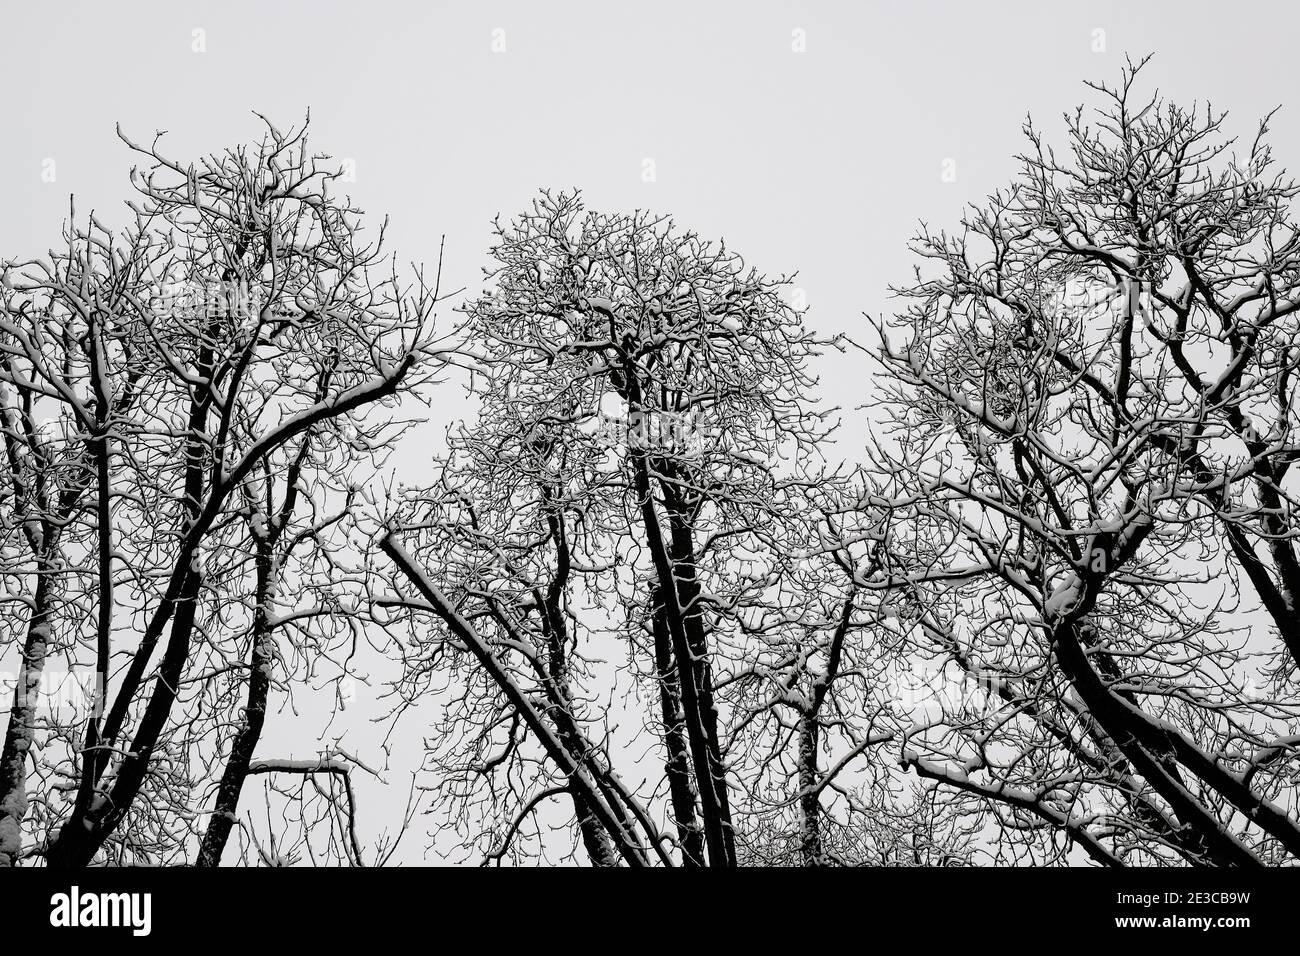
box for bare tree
[0,117,447,866]
[376,191,912,866]
[869,58,1300,866]
[11,58,1295,871]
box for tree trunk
[797,714,823,867]
[0,568,57,867]
[652,599,704,866]
[197,542,275,866]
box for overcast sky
[7,1,1300,437]
[6,0,1298,862]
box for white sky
[8,0,1299,447]
[5,0,1298,863]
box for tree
[0,117,446,866]
[870,57,1300,865]
[377,191,924,866]
[11,58,1293,871]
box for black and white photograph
[0,0,1295,941]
